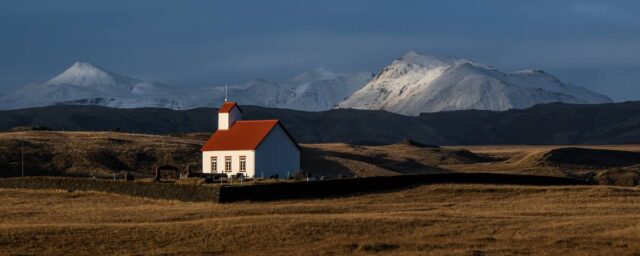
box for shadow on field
[0,173,590,203]
[219,173,590,203]
[540,147,640,168]
[301,147,448,177]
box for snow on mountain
[276,68,374,111]
[46,62,136,87]
[0,55,612,114]
[203,68,374,111]
[0,62,190,110]
[335,51,613,115]
[0,62,373,111]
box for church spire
[224,84,228,102]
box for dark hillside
[538,147,640,168]
[418,102,640,145]
[1,101,640,145]
[0,105,447,145]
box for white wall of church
[254,125,300,178]
[202,150,255,177]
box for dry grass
[0,131,202,178]
[3,132,640,254]
[442,145,640,184]
[301,142,491,177]
[0,177,221,202]
[0,131,493,179]
[1,184,640,255]
[4,131,640,185]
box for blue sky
[1,0,639,101]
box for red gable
[218,101,243,113]
[201,120,300,151]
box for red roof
[218,101,243,113]
[201,120,300,151]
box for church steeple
[218,101,243,130]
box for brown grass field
[2,131,640,185]
[1,185,640,255]
[3,131,640,255]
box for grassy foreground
[0,177,220,202]
[1,185,639,255]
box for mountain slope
[417,101,640,145]
[221,68,373,111]
[336,51,612,115]
[0,63,372,111]
[0,62,189,110]
[1,102,639,145]
[0,105,445,144]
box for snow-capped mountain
[223,68,373,111]
[0,55,613,114]
[0,62,373,111]
[177,68,373,111]
[0,62,190,109]
[335,51,613,115]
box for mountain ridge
[0,62,373,111]
[336,51,612,115]
[0,52,613,115]
[1,101,638,145]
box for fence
[0,173,590,203]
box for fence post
[21,138,24,177]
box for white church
[201,101,301,178]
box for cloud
[0,0,639,101]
